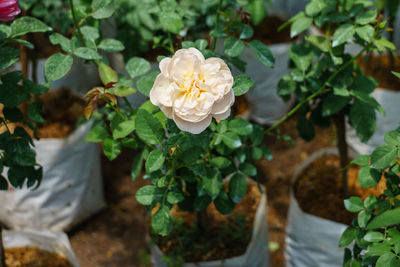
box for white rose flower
[150,47,235,134]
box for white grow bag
[3,229,79,267]
[285,148,353,267]
[243,43,295,125]
[0,122,106,231]
[346,88,400,155]
[152,180,269,267]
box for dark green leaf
[137,71,159,97]
[371,145,397,169]
[232,74,254,96]
[136,185,162,205]
[145,149,165,173]
[103,137,122,160]
[151,205,172,236]
[248,40,275,68]
[344,197,364,212]
[135,109,164,145]
[224,37,244,57]
[229,173,247,203]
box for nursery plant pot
[151,179,269,267]
[346,88,400,154]
[285,148,384,267]
[3,229,79,267]
[237,15,297,125]
[0,90,105,231]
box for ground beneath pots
[5,247,72,267]
[68,115,340,267]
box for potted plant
[340,128,400,266]
[0,2,77,266]
[84,18,275,264]
[256,0,395,265]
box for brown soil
[294,155,386,225]
[36,88,85,139]
[5,247,72,267]
[232,95,250,118]
[155,183,261,263]
[357,54,400,91]
[252,16,294,45]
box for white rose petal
[149,47,235,134]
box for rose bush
[0,0,20,22]
[150,48,234,134]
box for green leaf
[224,37,244,57]
[137,71,159,97]
[229,118,253,136]
[214,191,235,215]
[194,195,212,211]
[238,24,254,39]
[232,74,254,96]
[332,23,355,47]
[98,62,118,85]
[371,145,397,169]
[151,205,172,236]
[145,149,165,173]
[376,253,398,267]
[358,166,381,188]
[261,145,273,160]
[367,208,400,229]
[222,132,242,149]
[135,109,164,145]
[356,25,374,42]
[344,197,363,212]
[210,157,231,169]
[339,227,357,247]
[91,0,116,19]
[159,12,183,34]
[202,171,223,200]
[305,35,330,52]
[350,91,384,115]
[290,16,312,38]
[74,47,102,60]
[44,53,73,82]
[322,95,351,117]
[351,154,369,166]
[229,173,247,203]
[98,38,125,52]
[289,43,314,72]
[11,17,51,37]
[126,57,151,79]
[365,243,392,257]
[349,100,376,143]
[131,152,144,180]
[355,10,377,25]
[27,102,45,123]
[374,38,396,52]
[240,163,257,176]
[49,33,72,52]
[248,40,275,68]
[167,191,184,204]
[103,137,122,160]
[81,26,99,42]
[384,131,400,146]
[136,185,162,205]
[85,125,109,142]
[112,120,135,139]
[0,46,19,71]
[357,210,371,227]
[364,231,384,242]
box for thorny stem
[264,47,368,136]
[334,112,349,197]
[211,0,223,52]
[69,0,84,45]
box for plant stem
[334,112,349,197]
[0,226,5,267]
[69,0,84,45]
[197,209,209,235]
[167,32,175,55]
[264,47,367,135]
[211,0,223,52]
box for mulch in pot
[357,54,400,91]
[294,155,386,225]
[152,183,262,263]
[35,87,85,139]
[5,247,72,267]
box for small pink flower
[0,0,20,23]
